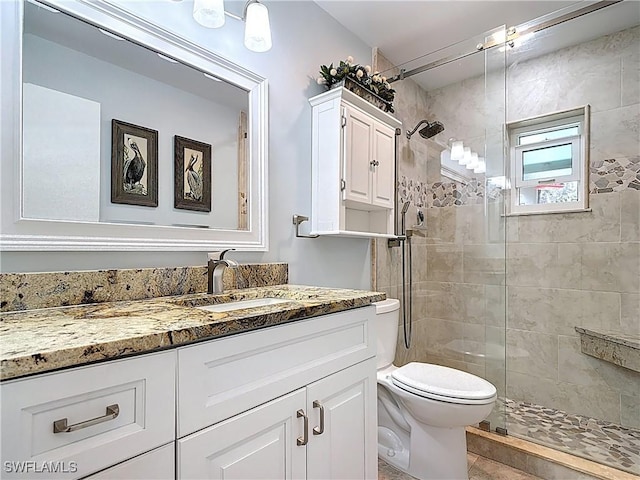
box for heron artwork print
[174,136,212,212]
[111,119,158,207]
[123,134,148,196]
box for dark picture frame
[174,135,212,212]
[111,119,158,207]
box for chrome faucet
[207,249,239,294]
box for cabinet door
[371,122,395,208]
[343,105,373,204]
[305,358,377,480]
[85,443,174,480]
[177,389,306,480]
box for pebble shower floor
[504,398,640,475]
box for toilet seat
[390,362,497,405]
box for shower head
[406,120,445,140]
[401,201,411,214]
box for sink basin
[196,297,290,313]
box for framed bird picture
[111,119,158,207]
[174,135,212,212]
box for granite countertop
[0,285,385,381]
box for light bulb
[450,141,464,161]
[459,147,472,166]
[466,152,479,170]
[193,0,225,28]
[244,1,272,52]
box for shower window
[508,106,589,214]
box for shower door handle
[312,400,324,435]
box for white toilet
[374,299,497,480]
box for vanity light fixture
[474,158,486,174]
[459,147,472,166]
[193,0,272,53]
[193,0,226,28]
[450,141,464,162]
[466,151,479,170]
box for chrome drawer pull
[53,404,120,434]
[312,400,324,435]
[296,409,308,446]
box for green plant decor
[317,56,396,113]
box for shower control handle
[369,160,379,167]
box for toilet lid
[391,363,497,402]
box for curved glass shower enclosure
[374,1,639,475]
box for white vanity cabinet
[310,87,402,238]
[1,305,378,480]
[84,443,174,480]
[176,307,377,480]
[0,351,176,480]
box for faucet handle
[208,248,236,262]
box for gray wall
[1,1,374,290]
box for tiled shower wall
[374,25,640,428]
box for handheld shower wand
[399,200,413,349]
[400,200,411,237]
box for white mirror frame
[0,0,268,251]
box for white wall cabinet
[1,307,377,480]
[343,104,395,209]
[310,87,402,238]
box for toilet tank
[373,299,400,370]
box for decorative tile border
[399,155,638,210]
[0,264,288,312]
[398,174,485,209]
[590,156,640,194]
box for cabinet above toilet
[309,88,402,238]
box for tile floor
[504,398,640,475]
[378,454,543,480]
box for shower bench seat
[575,327,640,373]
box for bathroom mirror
[0,0,268,251]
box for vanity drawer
[1,351,176,479]
[177,306,375,436]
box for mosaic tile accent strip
[0,264,288,312]
[505,398,640,475]
[590,156,640,194]
[398,175,485,208]
[399,155,639,209]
